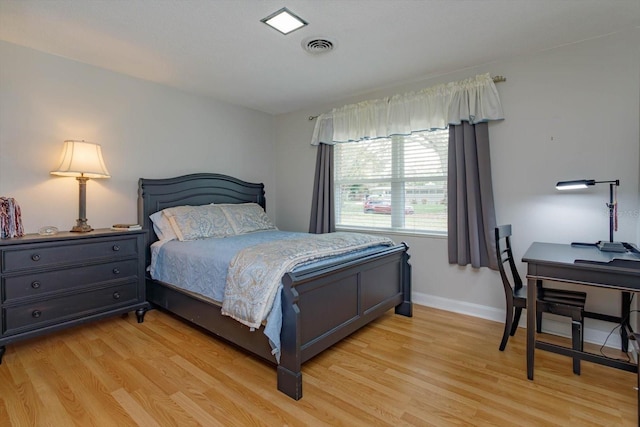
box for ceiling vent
[302,37,336,54]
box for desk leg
[622,291,631,353]
[527,277,537,380]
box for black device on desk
[572,241,640,254]
[597,241,628,252]
[572,242,640,270]
[574,258,640,270]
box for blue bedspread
[149,230,393,362]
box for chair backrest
[495,225,523,298]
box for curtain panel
[448,122,498,270]
[310,73,503,145]
[309,143,335,234]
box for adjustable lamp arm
[555,179,622,251]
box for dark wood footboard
[277,242,412,399]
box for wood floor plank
[302,367,415,426]
[111,388,162,427]
[0,304,637,426]
[128,387,201,427]
[170,354,286,426]
[24,362,87,426]
[0,373,47,427]
[93,352,161,394]
[62,361,138,427]
[169,391,227,427]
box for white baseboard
[412,291,624,350]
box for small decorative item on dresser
[111,223,142,231]
[38,226,59,236]
[0,197,24,239]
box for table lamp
[51,140,110,232]
[555,179,626,252]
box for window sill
[335,226,447,240]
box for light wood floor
[0,305,636,426]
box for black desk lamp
[555,179,626,252]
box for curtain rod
[308,74,506,120]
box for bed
[138,173,412,399]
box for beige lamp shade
[51,140,110,178]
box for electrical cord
[598,294,635,362]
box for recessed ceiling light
[261,7,308,35]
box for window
[334,129,448,235]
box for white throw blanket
[221,232,393,329]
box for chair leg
[500,306,514,351]
[510,307,522,336]
[571,319,582,375]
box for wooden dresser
[0,228,149,363]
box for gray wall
[275,28,640,345]
[0,41,277,232]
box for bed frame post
[395,242,413,317]
[278,277,303,399]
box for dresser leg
[136,307,147,323]
[0,346,5,364]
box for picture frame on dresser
[0,228,149,363]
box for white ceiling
[1,0,638,115]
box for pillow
[219,203,277,235]
[162,204,236,241]
[149,210,178,242]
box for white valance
[311,73,504,145]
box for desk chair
[495,225,587,374]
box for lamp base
[70,219,93,233]
[596,241,627,253]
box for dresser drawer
[1,236,139,273]
[2,282,139,336]
[2,260,139,302]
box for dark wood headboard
[137,173,266,267]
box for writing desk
[523,242,640,421]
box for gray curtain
[309,143,335,234]
[447,121,498,270]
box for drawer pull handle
[31,254,41,261]
[112,245,120,251]
[32,310,42,318]
[113,292,121,300]
[112,268,120,275]
[31,281,41,289]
